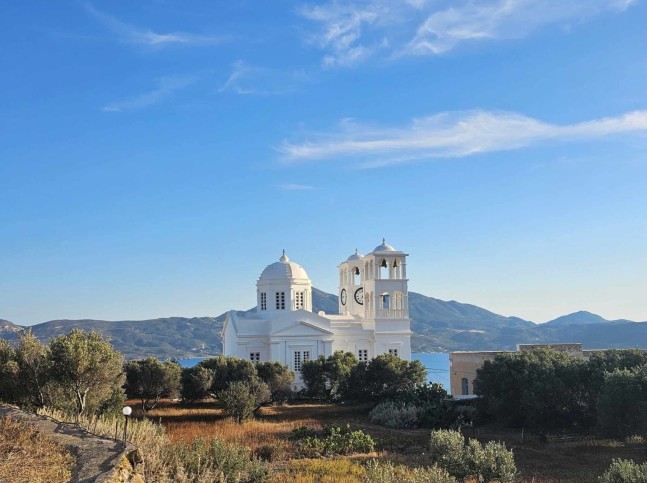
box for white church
[222,240,412,387]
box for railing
[377,308,408,318]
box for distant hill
[2,289,647,359]
[544,310,634,326]
[0,319,22,341]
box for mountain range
[1,288,646,359]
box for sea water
[179,352,451,393]
[412,352,450,392]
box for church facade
[221,240,412,388]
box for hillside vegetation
[2,288,647,359]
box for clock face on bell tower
[354,287,364,305]
[340,288,347,305]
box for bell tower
[362,239,411,358]
[337,249,365,317]
[362,239,409,320]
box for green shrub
[291,425,317,440]
[369,383,468,430]
[395,382,448,405]
[364,460,456,483]
[296,425,375,457]
[278,459,366,482]
[599,459,647,483]
[169,436,270,482]
[467,439,517,483]
[369,401,422,428]
[429,430,470,481]
[429,429,516,482]
[254,442,289,462]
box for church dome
[347,249,364,261]
[372,238,396,253]
[259,251,310,281]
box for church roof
[372,238,397,253]
[347,249,364,261]
[259,251,309,281]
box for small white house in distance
[221,240,412,389]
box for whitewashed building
[222,240,412,388]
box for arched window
[461,378,469,395]
[379,259,388,279]
[380,292,390,310]
[393,259,401,279]
[392,291,403,310]
[353,267,361,285]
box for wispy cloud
[279,110,647,168]
[279,183,317,191]
[102,77,194,112]
[299,3,384,67]
[84,3,224,47]
[299,0,637,65]
[407,0,637,55]
[219,61,309,95]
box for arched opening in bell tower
[353,267,361,285]
[379,259,388,279]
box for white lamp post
[122,406,132,444]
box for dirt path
[0,405,128,482]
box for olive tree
[15,331,50,409]
[301,352,359,401]
[181,365,214,402]
[361,354,427,400]
[0,340,18,403]
[49,330,124,417]
[255,361,294,403]
[597,365,647,436]
[219,380,271,423]
[198,356,257,393]
[125,357,182,411]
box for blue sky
[1,0,647,325]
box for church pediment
[270,320,334,337]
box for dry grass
[39,407,165,482]
[0,416,75,483]
[272,459,366,483]
[144,400,362,451]
[142,399,647,483]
